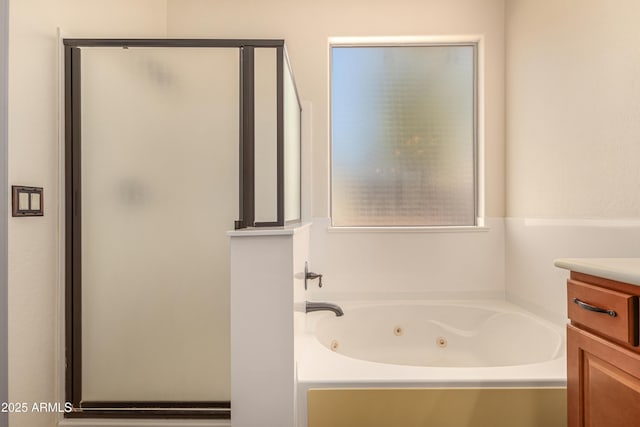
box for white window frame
[328,35,486,232]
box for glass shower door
[79,47,238,404]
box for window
[330,42,478,227]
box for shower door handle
[573,298,617,317]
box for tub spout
[305,301,344,317]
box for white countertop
[554,258,640,286]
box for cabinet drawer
[568,279,638,346]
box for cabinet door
[567,324,640,427]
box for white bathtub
[295,300,566,426]
[313,302,563,368]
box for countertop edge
[554,258,640,287]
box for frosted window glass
[331,45,476,226]
[80,47,237,401]
[284,58,301,222]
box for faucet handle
[304,262,323,290]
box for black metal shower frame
[63,38,301,419]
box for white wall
[505,0,640,322]
[8,1,167,426]
[309,218,505,300]
[229,226,310,427]
[506,219,640,324]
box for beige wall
[8,1,166,426]
[506,0,640,218]
[167,0,506,218]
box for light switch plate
[12,185,44,216]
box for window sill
[326,225,490,234]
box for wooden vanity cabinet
[567,271,640,427]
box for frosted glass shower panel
[254,48,278,223]
[331,45,476,226]
[80,47,238,401]
[284,56,301,223]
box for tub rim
[296,299,567,388]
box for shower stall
[63,39,301,418]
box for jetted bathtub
[295,300,566,427]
